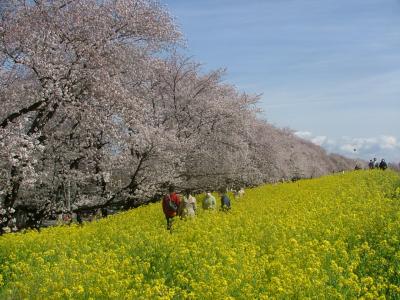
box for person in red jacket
[162,185,181,231]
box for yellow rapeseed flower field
[1,170,400,299]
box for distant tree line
[0,0,361,233]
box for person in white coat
[180,190,197,218]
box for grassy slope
[0,170,400,299]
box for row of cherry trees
[0,0,358,232]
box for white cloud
[311,135,327,146]
[381,135,397,149]
[340,144,357,153]
[294,131,313,139]
[295,131,400,162]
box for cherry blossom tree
[0,0,180,231]
[147,54,261,191]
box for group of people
[161,186,242,231]
[368,158,387,170]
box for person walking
[180,190,197,218]
[368,159,374,169]
[202,192,216,210]
[233,187,245,199]
[374,157,379,169]
[220,190,231,211]
[379,159,388,170]
[162,185,181,231]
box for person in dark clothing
[162,185,181,231]
[101,207,108,218]
[219,189,231,211]
[379,159,388,170]
[76,212,83,224]
[368,160,374,169]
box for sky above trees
[163,0,400,162]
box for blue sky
[163,0,400,163]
